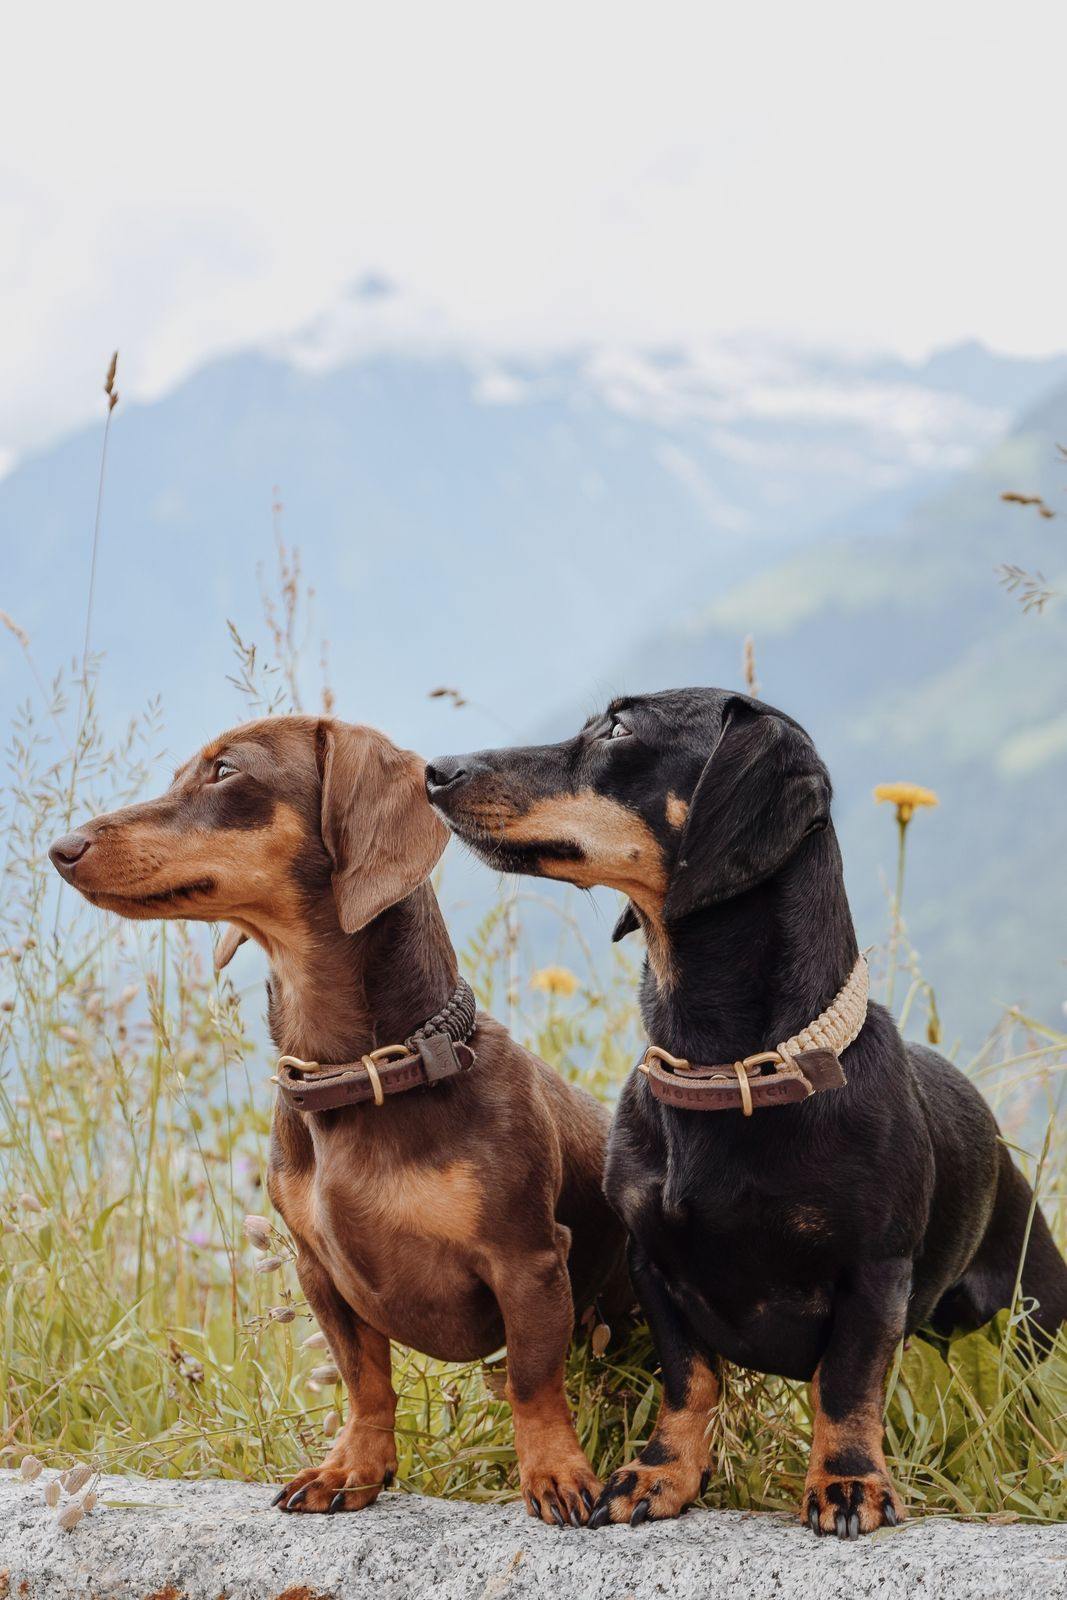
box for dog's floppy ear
[320,721,450,934]
[662,700,829,922]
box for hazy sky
[3,0,1065,469]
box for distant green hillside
[607,386,1067,1046]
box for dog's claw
[630,1498,651,1527]
[699,1468,711,1497]
[847,1511,860,1540]
[328,1491,346,1514]
[550,1503,566,1527]
[581,1488,595,1513]
[834,1510,847,1539]
[588,1503,610,1530]
[808,1502,821,1536]
[883,1498,898,1527]
[528,1495,541,1520]
[271,1487,289,1507]
[286,1487,309,1511]
[382,1469,394,1489]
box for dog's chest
[271,1137,487,1296]
[277,1139,483,1246]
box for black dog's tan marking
[50,716,630,1526]
[428,689,1067,1538]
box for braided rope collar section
[274,976,478,1113]
[639,955,868,1116]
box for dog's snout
[49,832,93,878]
[425,756,471,798]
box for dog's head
[50,716,448,963]
[427,689,830,932]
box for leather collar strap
[275,977,478,1113]
[639,955,868,1115]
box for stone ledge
[1,1472,1065,1600]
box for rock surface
[1,1471,1065,1600]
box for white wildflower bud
[20,1454,43,1481]
[254,1254,284,1275]
[57,1501,84,1532]
[591,1321,611,1357]
[270,1305,296,1324]
[119,984,139,1006]
[57,1026,79,1045]
[19,1193,43,1215]
[323,1410,340,1438]
[301,1331,328,1350]
[82,1490,98,1513]
[243,1215,273,1251]
[64,1463,92,1494]
[310,1364,341,1386]
[43,1480,61,1507]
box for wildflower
[19,1193,43,1215]
[530,966,579,998]
[874,783,939,1010]
[20,1454,43,1481]
[323,1410,340,1438]
[57,1025,80,1046]
[301,1330,328,1350]
[873,783,939,827]
[43,1480,61,1507]
[56,1501,84,1531]
[269,1305,296,1324]
[243,1215,273,1251]
[255,1254,285,1275]
[83,1491,98,1513]
[310,1363,341,1385]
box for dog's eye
[210,760,239,783]
[608,720,633,741]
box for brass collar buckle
[276,1043,410,1108]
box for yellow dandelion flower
[530,965,579,997]
[873,783,939,826]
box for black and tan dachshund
[427,688,1067,1538]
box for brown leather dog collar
[638,955,868,1116]
[275,977,478,1113]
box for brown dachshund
[49,715,628,1525]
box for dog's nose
[49,832,93,877]
[425,757,470,797]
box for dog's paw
[802,1469,905,1539]
[588,1459,708,1527]
[520,1453,602,1527]
[272,1438,397,1514]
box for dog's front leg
[487,1227,602,1527]
[803,1257,910,1538]
[273,1246,398,1514]
[591,1240,719,1526]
